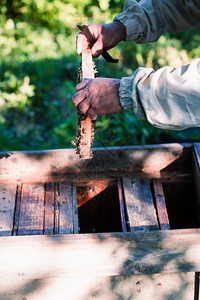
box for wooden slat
[59,182,74,234]
[194,143,200,166]
[82,49,95,80]
[194,272,200,300]
[153,179,170,230]
[1,230,200,278]
[192,143,200,299]
[72,182,79,234]
[0,144,189,182]
[0,184,16,236]
[13,184,22,236]
[118,178,127,232]
[193,143,200,225]
[54,183,59,235]
[44,182,54,235]
[122,177,159,231]
[0,272,195,300]
[75,49,95,159]
[18,183,45,235]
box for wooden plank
[193,143,200,225]
[153,179,170,230]
[194,143,200,167]
[0,143,190,182]
[194,272,200,300]
[74,49,95,159]
[13,184,22,236]
[122,177,159,231]
[44,182,54,235]
[0,184,16,236]
[54,183,59,235]
[192,144,200,299]
[118,178,127,232]
[0,272,195,300]
[72,182,79,234]
[81,49,95,80]
[18,183,45,235]
[1,230,200,278]
[59,182,73,234]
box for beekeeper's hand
[76,22,126,58]
[72,78,124,120]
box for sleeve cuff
[113,0,146,42]
[119,77,133,111]
[119,68,154,119]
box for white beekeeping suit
[114,0,200,130]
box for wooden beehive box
[0,143,200,299]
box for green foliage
[0,0,200,151]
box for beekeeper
[72,0,200,130]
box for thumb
[91,37,104,58]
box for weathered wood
[44,182,54,235]
[0,144,191,182]
[0,272,195,300]
[72,182,79,234]
[123,177,159,231]
[194,143,200,167]
[193,143,200,224]
[59,182,74,234]
[13,184,22,236]
[0,184,16,236]
[1,230,200,278]
[18,184,44,235]
[194,272,200,300]
[118,178,127,232]
[74,50,95,159]
[153,179,170,230]
[0,143,199,298]
[76,179,112,208]
[81,49,95,81]
[75,115,95,159]
[54,183,59,235]
[192,144,200,299]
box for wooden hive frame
[73,49,96,159]
[0,143,200,299]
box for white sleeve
[119,58,200,130]
[114,0,200,43]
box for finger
[75,80,91,92]
[87,108,97,120]
[72,89,86,109]
[76,33,91,54]
[92,36,104,58]
[78,98,91,115]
